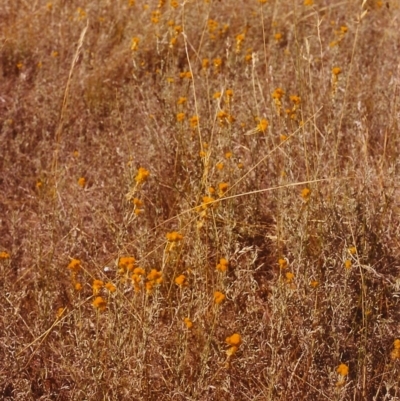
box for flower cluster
[216,258,229,272]
[225,333,242,356]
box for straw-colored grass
[1,0,399,400]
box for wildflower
[226,333,242,346]
[301,187,311,200]
[170,0,179,8]
[133,267,145,276]
[208,19,218,33]
[175,274,187,287]
[74,282,83,291]
[131,37,140,51]
[105,282,116,293]
[218,182,229,197]
[92,279,104,295]
[348,246,357,255]
[212,92,221,101]
[68,258,81,273]
[0,251,11,259]
[216,258,229,272]
[226,89,234,98]
[285,272,294,282]
[332,67,342,76]
[151,10,160,24]
[77,7,86,20]
[132,273,143,292]
[214,291,226,304]
[176,112,185,122]
[145,280,154,293]
[166,231,183,241]
[119,256,136,271]
[236,33,245,52]
[304,0,313,5]
[133,198,144,207]
[135,167,150,184]
[258,0,267,3]
[216,162,224,170]
[278,258,287,269]
[391,339,400,360]
[183,317,193,328]
[184,71,192,79]
[336,363,349,376]
[78,177,86,188]
[290,95,301,105]
[225,151,232,159]
[310,280,319,288]
[274,32,282,41]
[177,97,187,105]
[257,119,269,133]
[344,259,352,269]
[92,296,107,311]
[189,115,199,128]
[147,269,163,284]
[202,58,209,69]
[280,134,288,141]
[245,53,252,63]
[201,196,215,209]
[213,58,222,69]
[272,88,285,100]
[56,307,66,319]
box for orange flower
[226,333,242,346]
[183,317,193,328]
[336,363,349,376]
[92,279,104,295]
[78,177,86,188]
[216,258,228,272]
[166,231,183,241]
[105,282,116,293]
[92,296,107,311]
[214,291,226,304]
[135,167,150,184]
[175,274,187,287]
[68,258,81,273]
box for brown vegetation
[1,0,399,399]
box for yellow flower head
[119,256,136,271]
[336,363,349,376]
[216,258,229,272]
[183,317,193,328]
[147,269,163,284]
[226,333,242,346]
[289,95,301,105]
[218,182,229,197]
[131,36,140,51]
[78,177,86,188]
[135,167,150,184]
[301,187,311,200]
[68,258,81,272]
[189,115,199,128]
[74,282,83,291]
[214,291,226,304]
[176,112,185,122]
[285,272,294,282]
[257,118,269,132]
[166,231,183,242]
[175,274,187,287]
[272,88,285,100]
[92,279,104,295]
[278,258,287,269]
[332,67,342,76]
[92,296,107,311]
[105,282,116,293]
[310,280,319,288]
[177,97,187,105]
[344,259,352,269]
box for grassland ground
[1,0,400,400]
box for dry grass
[1,0,400,400]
